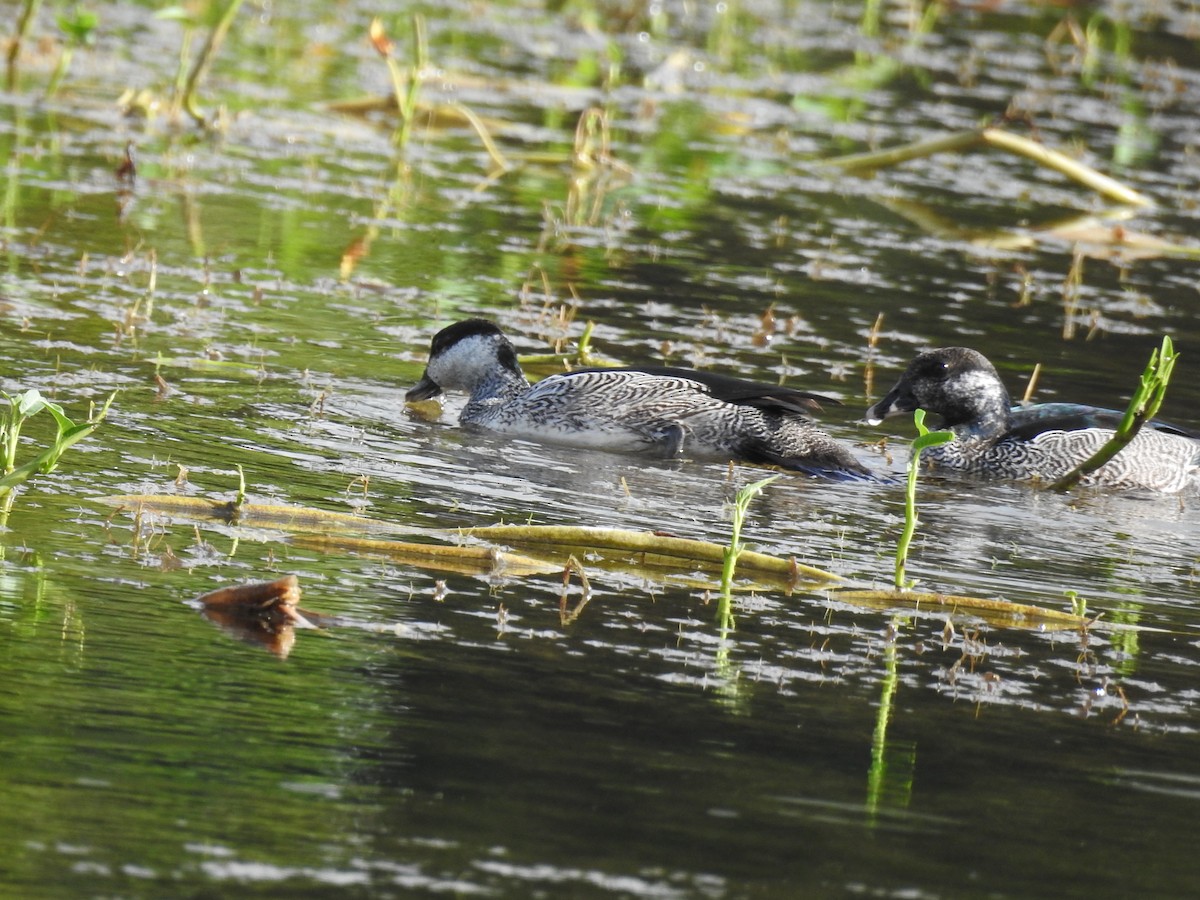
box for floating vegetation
[822,126,1153,207]
[459,521,837,587]
[829,588,1090,632]
[103,493,416,536]
[101,492,1119,633]
[290,534,561,578]
[517,321,621,374]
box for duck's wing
[568,365,840,415]
[529,370,876,480]
[530,368,715,412]
[1007,403,1198,441]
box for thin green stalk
[1051,336,1177,491]
[44,45,74,98]
[180,0,243,127]
[450,101,509,171]
[713,474,777,703]
[396,14,426,149]
[369,15,427,150]
[718,475,780,626]
[45,8,98,99]
[6,0,43,90]
[895,409,953,590]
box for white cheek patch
[949,369,1006,405]
[428,335,495,388]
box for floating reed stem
[821,127,1153,207]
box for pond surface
[3,1,1200,896]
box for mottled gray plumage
[865,346,1200,492]
[407,319,871,480]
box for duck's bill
[862,390,914,426]
[406,373,443,402]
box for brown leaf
[368,18,393,57]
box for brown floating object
[195,575,323,658]
[197,574,305,617]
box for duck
[406,319,873,480]
[864,346,1200,492]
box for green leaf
[14,389,51,419]
[57,8,99,45]
[912,430,954,452]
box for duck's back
[930,424,1200,492]
[464,368,871,478]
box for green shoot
[370,15,427,150]
[894,409,953,591]
[0,389,114,500]
[45,6,98,98]
[718,474,779,623]
[1051,335,1177,492]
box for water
[3,1,1200,896]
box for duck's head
[865,347,1012,431]
[406,319,524,401]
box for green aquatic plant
[0,389,114,502]
[45,6,98,99]
[160,0,244,126]
[720,474,780,605]
[370,14,425,150]
[894,409,953,591]
[1051,335,1178,492]
[712,473,778,708]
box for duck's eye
[915,358,951,379]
